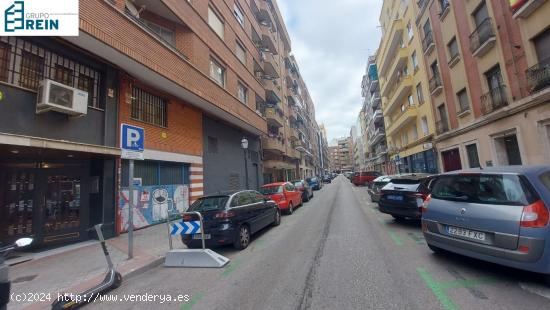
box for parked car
[352,171,382,187]
[181,190,280,250]
[422,166,550,285]
[344,172,354,180]
[378,174,436,220]
[260,182,303,214]
[368,175,393,202]
[292,179,314,202]
[322,175,332,183]
[307,177,322,190]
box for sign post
[120,124,145,259]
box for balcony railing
[526,57,550,94]
[435,120,450,135]
[429,74,443,95]
[469,18,496,55]
[422,32,434,54]
[480,85,509,115]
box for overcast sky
[277,0,382,142]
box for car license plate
[193,234,211,240]
[447,226,485,241]
[387,195,403,201]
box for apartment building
[378,0,439,175]
[415,0,550,171]
[361,55,390,173]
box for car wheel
[234,225,251,250]
[272,210,281,226]
[287,202,294,215]
[427,243,444,254]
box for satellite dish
[126,1,141,18]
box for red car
[260,182,303,214]
[352,171,382,187]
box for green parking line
[407,232,426,244]
[387,231,404,246]
[221,258,242,278]
[417,268,459,310]
[181,292,203,310]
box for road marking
[387,231,404,246]
[221,258,242,278]
[417,268,459,310]
[181,292,203,310]
[417,267,499,310]
[407,232,426,244]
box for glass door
[0,170,37,244]
[39,172,84,244]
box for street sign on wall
[121,123,144,160]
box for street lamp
[241,137,249,189]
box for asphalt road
[89,176,550,310]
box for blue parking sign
[121,124,144,159]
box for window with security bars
[0,37,103,109]
[131,86,168,127]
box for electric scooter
[52,223,122,310]
[1,237,34,310]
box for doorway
[442,148,462,172]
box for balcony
[375,145,388,155]
[265,106,284,127]
[435,120,450,135]
[369,127,386,145]
[286,94,297,107]
[263,79,281,104]
[379,19,404,76]
[262,52,280,79]
[263,135,285,153]
[386,105,418,134]
[369,78,379,93]
[370,94,381,109]
[381,48,408,98]
[513,0,547,19]
[422,32,435,55]
[526,57,550,94]
[289,126,299,141]
[429,74,443,96]
[469,18,496,58]
[480,85,509,115]
[384,75,413,113]
[260,23,278,55]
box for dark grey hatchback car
[181,190,281,250]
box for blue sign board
[121,124,144,151]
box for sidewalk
[8,224,183,310]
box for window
[144,21,175,45]
[485,65,503,91]
[20,51,44,90]
[407,22,413,40]
[233,3,245,27]
[421,116,429,136]
[456,88,470,113]
[0,43,9,82]
[423,20,432,38]
[121,161,187,187]
[131,87,168,127]
[210,58,225,87]
[465,144,480,168]
[53,65,73,86]
[77,75,95,107]
[411,51,418,71]
[208,136,218,154]
[448,37,459,60]
[473,2,489,27]
[411,126,418,141]
[439,0,450,12]
[416,83,425,104]
[235,40,246,64]
[237,82,248,104]
[534,28,550,62]
[208,7,224,39]
[407,94,414,106]
[430,61,439,77]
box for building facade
[378,0,439,175]
[415,0,550,171]
[362,55,391,173]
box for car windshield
[431,174,538,206]
[189,196,229,212]
[260,186,283,195]
[293,181,303,187]
[310,178,318,182]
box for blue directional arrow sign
[171,221,202,235]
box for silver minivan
[422,166,550,285]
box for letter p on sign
[121,124,144,152]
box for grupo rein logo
[1,0,79,36]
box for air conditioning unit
[36,79,88,116]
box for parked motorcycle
[0,238,34,310]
